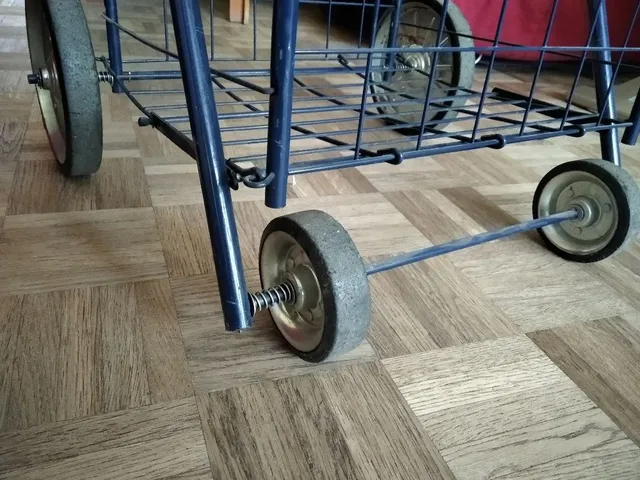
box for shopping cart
[26,0,640,362]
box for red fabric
[455,0,640,62]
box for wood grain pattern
[368,257,519,358]
[0,280,192,432]
[448,237,635,331]
[383,336,640,479]
[0,121,25,217]
[3,0,640,477]
[198,362,454,480]
[529,317,640,447]
[171,271,376,393]
[7,157,152,214]
[0,208,168,295]
[0,398,212,479]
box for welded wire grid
[94,0,640,172]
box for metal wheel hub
[399,44,431,71]
[26,0,66,164]
[260,231,324,352]
[371,2,454,123]
[538,171,618,254]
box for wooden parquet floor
[2,1,640,479]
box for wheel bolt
[27,72,41,86]
[603,203,612,213]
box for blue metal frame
[103,0,123,93]
[265,0,300,208]
[588,0,621,166]
[92,0,640,332]
[168,0,252,331]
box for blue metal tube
[210,0,215,60]
[384,0,403,82]
[169,0,252,331]
[518,0,560,135]
[596,0,640,128]
[366,210,578,275]
[588,0,621,166]
[286,120,628,175]
[471,0,509,141]
[416,0,450,149]
[265,0,300,208]
[104,0,123,93]
[163,0,170,61]
[353,1,380,159]
[622,90,640,146]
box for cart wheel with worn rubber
[533,159,640,263]
[25,0,103,177]
[258,210,371,363]
[370,0,475,133]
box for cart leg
[169,0,252,331]
[103,0,123,93]
[265,0,300,209]
[588,0,621,166]
[622,89,640,146]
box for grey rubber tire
[259,210,371,363]
[372,0,475,132]
[533,159,640,263]
[26,0,103,176]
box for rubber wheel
[533,159,640,263]
[370,0,475,133]
[26,0,103,176]
[259,210,371,363]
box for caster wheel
[259,210,371,363]
[533,159,640,263]
[26,0,103,177]
[370,0,475,134]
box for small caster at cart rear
[25,0,103,177]
[370,0,476,134]
[258,210,371,363]
[533,159,640,263]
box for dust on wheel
[533,159,640,263]
[259,210,371,363]
[370,0,475,133]
[25,0,103,177]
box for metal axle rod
[365,210,579,276]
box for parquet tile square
[8,157,152,214]
[449,238,635,331]
[197,362,453,480]
[383,336,640,479]
[0,398,211,479]
[0,208,167,296]
[0,280,192,432]
[368,257,520,358]
[530,316,640,446]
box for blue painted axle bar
[365,210,579,276]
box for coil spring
[97,71,113,83]
[249,281,296,316]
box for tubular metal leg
[588,0,621,166]
[104,0,124,93]
[265,0,300,209]
[169,0,252,331]
[622,89,640,146]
